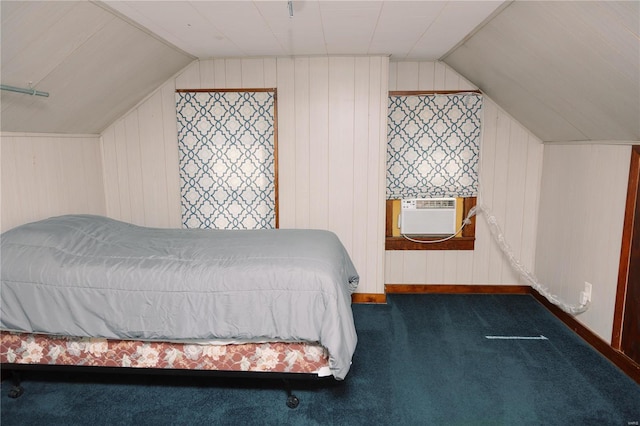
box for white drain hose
[465,203,590,315]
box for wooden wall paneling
[63,139,89,212]
[456,251,475,284]
[433,62,448,88]
[19,138,38,224]
[100,126,120,219]
[470,101,496,283]
[442,252,459,284]
[137,91,170,227]
[275,58,295,228]
[364,56,388,294]
[46,137,74,216]
[395,62,419,91]
[0,138,20,229]
[594,145,626,314]
[30,138,50,219]
[198,60,216,88]
[443,63,462,89]
[441,62,477,91]
[69,137,102,215]
[225,60,242,88]
[263,58,277,88]
[37,138,60,216]
[582,147,601,289]
[557,147,575,295]
[351,57,372,290]
[535,146,568,291]
[388,62,398,91]
[57,140,74,214]
[174,61,200,90]
[308,57,330,230]
[1,134,105,232]
[536,144,631,342]
[328,57,355,250]
[403,250,427,284]
[31,138,52,217]
[123,112,146,226]
[520,133,543,279]
[82,137,106,214]
[294,57,311,228]
[112,120,132,222]
[613,145,639,349]
[385,251,404,283]
[503,122,529,284]
[8,137,26,225]
[564,147,589,302]
[425,250,445,284]
[241,58,266,87]
[101,131,116,218]
[213,60,227,88]
[54,138,73,212]
[159,80,182,228]
[451,63,478,91]
[364,55,387,294]
[63,139,85,212]
[487,109,512,284]
[418,62,436,90]
[593,146,630,318]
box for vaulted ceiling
[1,1,638,143]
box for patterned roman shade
[176,90,276,229]
[386,93,482,199]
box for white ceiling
[1,1,638,143]
[103,1,505,60]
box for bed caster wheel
[8,385,24,399]
[286,394,299,409]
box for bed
[0,214,359,407]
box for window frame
[385,197,476,250]
[385,90,480,251]
[175,88,279,230]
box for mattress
[1,215,359,379]
[0,331,332,376]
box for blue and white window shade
[176,90,276,229]
[386,93,482,199]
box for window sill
[385,236,475,250]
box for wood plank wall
[0,133,106,232]
[536,144,631,342]
[100,57,389,295]
[385,62,544,286]
[1,59,544,294]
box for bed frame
[1,215,358,408]
[0,331,334,408]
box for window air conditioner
[399,198,457,235]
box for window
[385,91,482,250]
[176,89,278,229]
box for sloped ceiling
[0,1,195,134]
[1,1,638,143]
[443,1,640,143]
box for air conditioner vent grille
[416,199,455,209]
[399,198,457,235]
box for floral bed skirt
[0,331,331,376]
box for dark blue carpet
[2,294,639,425]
